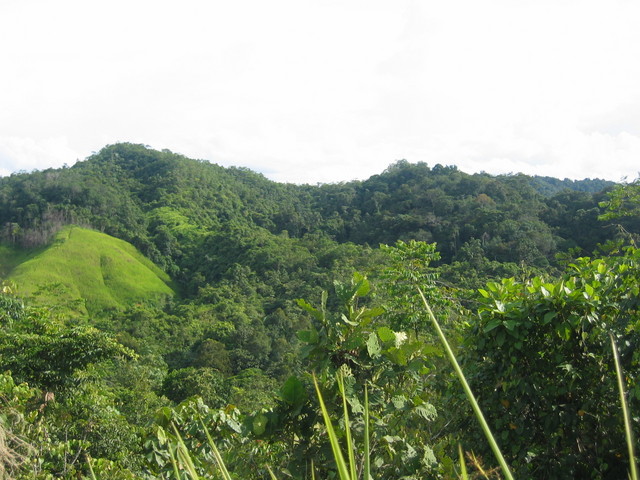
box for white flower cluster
[394,331,408,347]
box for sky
[1,0,640,184]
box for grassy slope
[3,226,175,316]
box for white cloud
[1,0,640,183]
[0,136,79,177]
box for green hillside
[0,145,638,478]
[3,225,175,315]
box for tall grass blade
[198,417,233,480]
[313,373,353,480]
[610,333,639,480]
[417,286,514,480]
[337,373,357,480]
[364,384,371,480]
[266,464,279,480]
[167,441,182,480]
[86,454,97,480]
[171,422,201,480]
[458,444,468,480]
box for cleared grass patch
[3,226,175,316]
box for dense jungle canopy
[0,143,638,479]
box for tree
[462,248,640,478]
[599,178,640,220]
[379,240,444,338]
[0,291,134,393]
[599,177,640,244]
[0,289,143,477]
[292,272,448,478]
[162,367,228,408]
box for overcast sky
[1,0,640,184]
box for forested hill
[0,143,618,280]
[3,143,640,479]
[302,161,616,264]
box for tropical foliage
[0,144,637,479]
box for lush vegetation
[0,143,637,479]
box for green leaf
[343,334,365,350]
[224,416,242,434]
[364,307,385,319]
[354,273,371,297]
[386,347,408,366]
[156,425,167,444]
[377,326,396,343]
[392,395,407,409]
[414,403,437,421]
[341,313,359,326]
[484,319,501,333]
[504,320,516,331]
[280,376,306,406]
[313,374,352,480]
[296,298,324,322]
[584,283,594,299]
[252,413,268,436]
[542,311,557,325]
[297,328,319,344]
[366,332,381,358]
[556,322,572,340]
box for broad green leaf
[253,413,268,436]
[584,283,594,298]
[543,311,557,324]
[377,326,396,343]
[386,347,408,366]
[297,328,319,344]
[354,273,371,297]
[296,298,324,321]
[504,320,516,331]
[364,307,385,319]
[280,376,306,406]
[366,332,381,358]
[343,334,366,350]
[484,319,501,333]
[341,313,359,326]
[156,425,167,444]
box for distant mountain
[3,225,175,315]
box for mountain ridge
[0,143,623,295]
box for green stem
[458,444,469,480]
[198,416,233,480]
[417,286,514,480]
[610,333,638,480]
[337,373,357,480]
[313,373,352,480]
[364,384,371,480]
